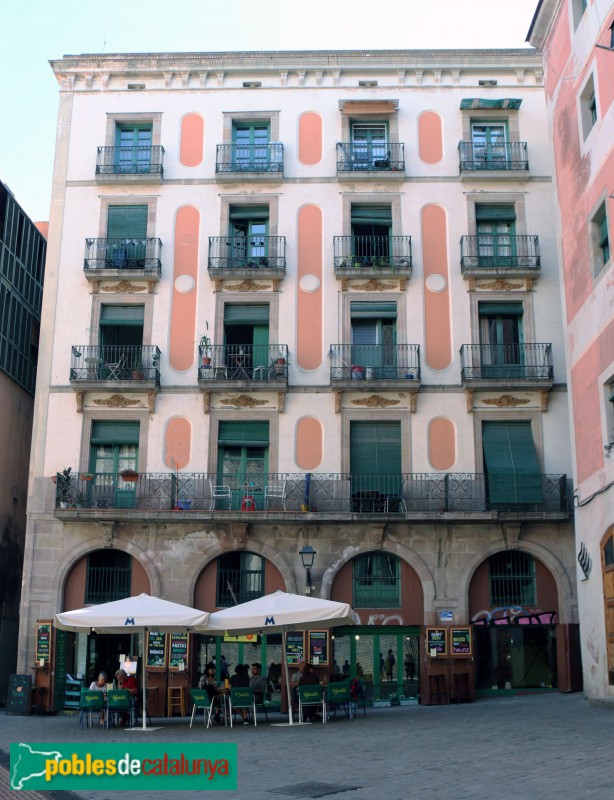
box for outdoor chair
[228,687,257,727]
[105,352,126,380]
[264,479,287,510]
[79,689,105,729]
[373,150,392,169]
[326,680,355,720]
[386,482,407,513]
[204,687,227,728]
[298,684,326,724]
[189,688,211,728]
[209,480,232,510]
[106,688,135,728]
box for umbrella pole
[141,630,147,730]
[282,626,294,726]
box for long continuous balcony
[69,345,161,390]
[198,344,288,390]
[336,142,405,176]
[458,142,529,177]
[54,471,569,519]
[333,236,412,279]
[460,343,553,388]
[207,236,286,278]
[330,344,420,388]
[83,238,162,280]
[460,235,540,277]
[95,146,164,182]
[215,143,284,177]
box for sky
[0,0,539,222]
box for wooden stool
[429,674,448,705]
[453,672,472,703]
[167,686,186,717]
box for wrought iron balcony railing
[460,343,553,382]
[54,471,569,515]
[70,345,161,384]
[95,146,165,176]
[208,236,286,270]
[460,235,540,271]
[215,143,284,174]
[333,236,412,274]
[198,344,288,382]
[336,142,405,172]
[330,344,420,382]
[84,237,162,273]
[459,141,529,172]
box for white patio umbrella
[203,590,356,725]
[55,593,210,731]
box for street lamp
[299,545,316,596]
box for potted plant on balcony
[132,359,145,380]
[79,472,94,481]
[56,467,73,508]
[120,468,139,483]
[199,333,212,367]
[273,350,287,376]
[351,364,365,380]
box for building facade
[0,181,46,703]
[529,0,614,700]
[18,49,578,710]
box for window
[350,421,402,511]
[601,529,614,684]
[89,421,140,509]
[106,205,148,268]
[488,552,536,606]
[86,550,132,604]
[115,124,152,173]
[580,75,598,139]
[476,206,516,266]
[232,121,271,170]
[471,122,508,167]
[217,421,269,511]
[351,301,397,379]
[352,552,400,608]
[350,122,388,168]
[593,203,610,273]
[350,205,392,266]
[216,551,264,607]
[229,206,269,267]
[223,304,270,379]
[478,302,524,376]
[482,421,542,506]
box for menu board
[146,632,167,668]
[35,622,52,665]
[6,675,31,716]
[426,627,448,656]
[285,631,305,665]
[53,629,68,711]
[169,633,189,670]
[451,628,472,656]
[308,630,329,666]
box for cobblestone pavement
[0,694,612,800]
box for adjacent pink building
[529,0,614,699]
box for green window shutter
[218,421,269,446]
[350,207,392,224]
[350,302,397,319]
[107,206,148,239]
[91,421,140,445]
[100,305,145,326]
[350,422,402,475]
[224,304,270,324]
[229,206,269,221]
[478,302,523,316]
[475,205,516,222]
[482,422,542,504]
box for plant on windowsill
[120,468,139,483]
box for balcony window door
[217,421,269,511]
[232,122,270,170]
[99,305,144,379]
[482,421,542,506]
[106,205,148,268]
[223,304,269,377]
[216,551,264,607]
[478,302,523,377]
[229,206,269,267]
[351,122,388,168]
[115,125,152,173]
[471,123,507,167]
[90,421,140,509]
[351,206,392,267]
[350,421,402,511]
[351,301,397,379]
[476,206,516,266]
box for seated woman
[88,671,107,726]
[230,664,250,724]
[198,664,224,725]
[115,668,138,727]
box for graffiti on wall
[353,612,405,626]
[472,606,558,626]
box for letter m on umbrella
[265,616,275,626]
[124,617,136,626]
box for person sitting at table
[230,664,251,724]
[249,662,268,705]
[199,664,224,725]
[115,668,138,727]
[89,671,107,726]
[298,662,322,721]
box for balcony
[333,236,412,281]
[459,141,529,180]
[198,344,289,392]
[208,236,286,280]
[54,471,569,521]
[330,344,420,390]
[95,146,164,184]
[69,345,161,392]
[336,143,405,179]
[460,235,540,278]
[83,238,162,286]
[460,343,553,390]
[215,143,284,181]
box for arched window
[85,550,131,604]
[602,529,614,685]
[352,552,400,608]
[216,552,264,607]
[488,552,536,606]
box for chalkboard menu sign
[451,628,472,656]
[146,632,167,668]
[6,674,31,715]
[308,630,329,666]
[169,633,189,670]
[426,627,448,656]
[35,622,52,665]
[285,631,305,665]
[53,629,68,711]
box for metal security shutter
[482,422,542,504]
[90,421,140,445]
[218,421,269,447]
[106,206,148,238]
[350,207,392,224]
[350,302,397,319]
[350,421,402,475]
[99,305,145,326]
[223,305,270,325]
[475,205,516,221]
[229,206,269,220]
